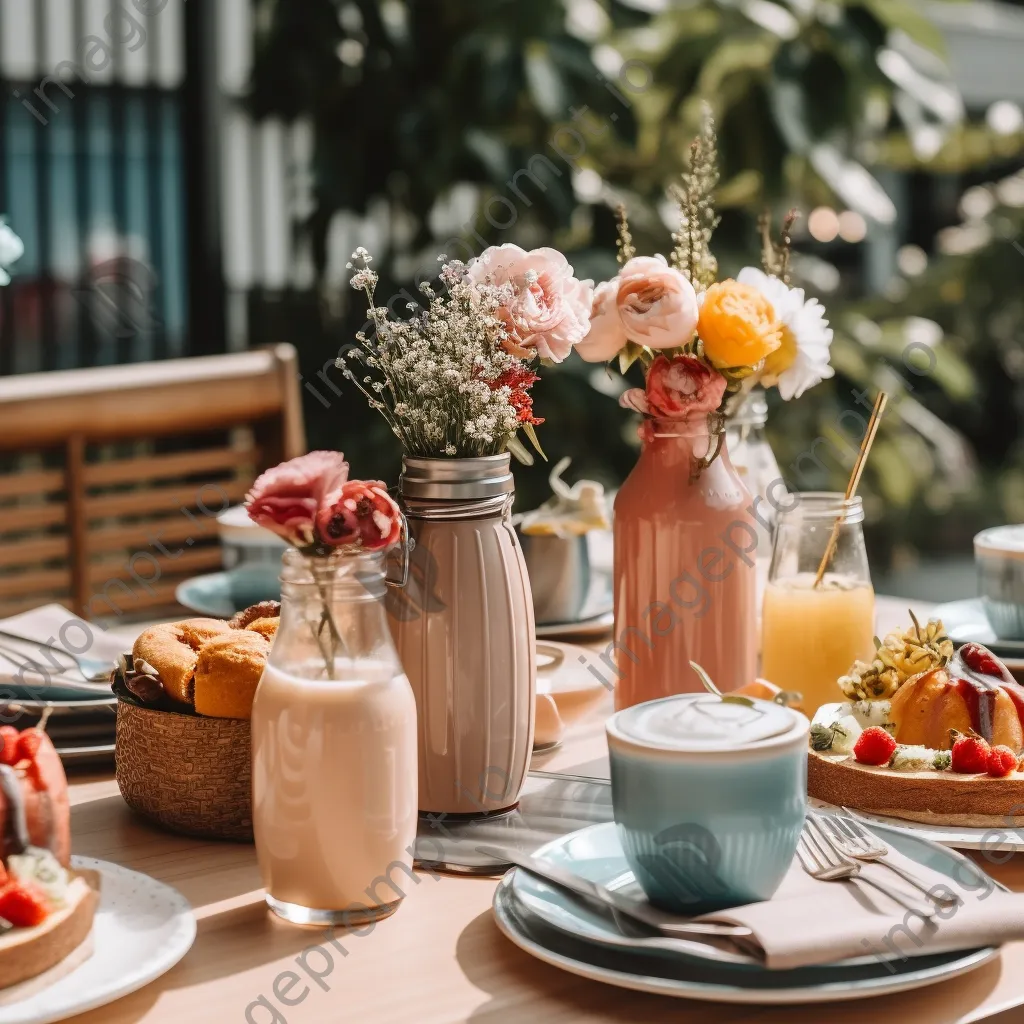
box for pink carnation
[316,480,403,552]
[245,451,350,547]
[468,244,593,362]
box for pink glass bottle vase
[613,417,758,710]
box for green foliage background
[249,0,1024,571]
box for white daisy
[736,267,834,400]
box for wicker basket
[115,697,253,842]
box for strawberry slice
[0,727,17,766]
[0,882,50,927]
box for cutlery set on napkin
[488,811,1024,972]
[0,604,121,762]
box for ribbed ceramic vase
[385,454,536,817]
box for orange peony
[697,280,782,370]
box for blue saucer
[175,571,280,619]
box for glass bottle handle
[385,511,414,589]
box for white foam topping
[613,694,799,752]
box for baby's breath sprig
[615,204,636,266]
[339,248,538,461]
[670,106,720,291]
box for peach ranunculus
[245,451,350,547]
[643,354,727,420]
[616,257,699,351]
[316,480,403,552]
[575,279,627,363]
[697,279,782,370]
[468,244,593,363]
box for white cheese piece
[830,715,864,755]
[7,847,70,907]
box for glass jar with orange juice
[761,493,875,715]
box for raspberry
[951,733,991,774]
[853,726,897,766]
[988,745,1018,778]
[0,882,50,928]
[0,727,18,766]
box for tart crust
[807,750,1024,827]
[0,869,100,995]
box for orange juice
[761,572,875,714]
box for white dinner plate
[811,797,1024,854]
[493,876,997,1004]
[4,856,196,1024]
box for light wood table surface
[59,598,1024,1023]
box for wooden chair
[0,344,306,621]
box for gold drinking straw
[812,391,888,589]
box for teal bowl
[606,695,808,914]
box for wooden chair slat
[0,469,65,500]
[88,514,219,555]
[84,479,248,521]
[0,568,71,600]
[83,445,261,487]
[0,504,67,534]
[0,536,69,568]
[87,546,223,585]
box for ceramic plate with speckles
[3,856,196,1024]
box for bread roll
[244,617,279,642]
[193,631,270,719]
[132,618,232,705]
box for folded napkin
[0,604,124,693]
[699,836,1023,970]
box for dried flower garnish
[669,105,720,291]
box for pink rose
[616,257,699,350]
[468,244,593,362]
[645,355,726,420]
[576,279,628,363]
[246,451,350,547]
[317,480,403,552]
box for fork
[817,812,959,907]
[797,816,936,919]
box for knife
[476,845,753,941]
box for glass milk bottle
[251,548,417,927]
[761,493,875,715]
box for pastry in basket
[806,613,1024,826]
[0,726,100,996]
[120,602,280,720]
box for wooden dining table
[58,599,1024,1023]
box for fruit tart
[0,726,99,997]
[807,616,1024,826]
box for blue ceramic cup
[606,694,808,914]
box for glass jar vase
[251,547,418,927]
[613,417,758,709]
[386,453,535,817]
[760,493,875,716]
[725,388,785,611]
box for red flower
[246,451,349,547]
[487,366,544,426]
[645,355,726,420]
[316,480,403,551]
